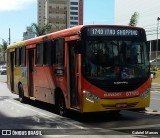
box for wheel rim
[58,95,66,116]
[19,84,24,103]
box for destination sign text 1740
[88,28,138,36]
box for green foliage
[31,23,52,36]
[129,12,139,26]
[0,39,8,63]
[150,66,159,71]
[0,39,8,53]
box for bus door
[28,48,34,97]
[10,52,14,91]
[68,42,80,109]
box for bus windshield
[82,38,149,80]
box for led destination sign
[88,27,139,36]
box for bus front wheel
[18,84,25,103]
[56,92,67,117]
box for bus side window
[36,43,44,66]
[21,47,26,66]
[15,47,25,67]
[55,38,64,65]
[15,47,21,66]
[44,41,53,65]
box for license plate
[116,103,127,108]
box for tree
[31,23,52,36]
[129,12,139,26]
[0,39,8,63]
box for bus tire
[18,84,25,103]
[132,108,146,112]
[56,92,67,117]
[110,110,121,115]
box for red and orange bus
[7,25,150,116]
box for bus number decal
[126,91,139,97]
[92,29,104,35]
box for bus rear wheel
[18,84,25,103]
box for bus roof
[7,25,83,49]
[7,24,145,49]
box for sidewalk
[0,75,7,83]
[151,83,160,92]
[152,83,160,87]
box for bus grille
[101,102,138,109]
[90,78,147,92]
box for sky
[0,0,114,44]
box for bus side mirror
[75,40,83,54]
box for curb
[144,108,160,115]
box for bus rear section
[78,25,150,113]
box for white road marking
[5,99,86,129]
[151,98,160,101]
[151,91,160,94]
[32,116,40,123]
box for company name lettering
[114,81,128,84]
[104,91,139,97]
[104,93,122,97]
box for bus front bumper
[82,93,150,113]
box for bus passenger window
[55,38,64,65]
[21,47,26,66]
[15,48,21,66]
[44,41,53,65]
[36,43,44,66]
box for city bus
[7,25,150,116]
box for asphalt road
[0,81,134,137]
[149,83,160,112]
[149,91,160,112]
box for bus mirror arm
[146,41,150,51]
[75,40,83,54]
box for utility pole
[9,28,11,45]
[66,10,67,29]
[156,17,160,68]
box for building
[115,0,160,61]
[37,0,46,27]
[45,0,69,32]
[69,0,83,27]
[23,26,35,40]
[37,0,83,32]
[78,0,83,25]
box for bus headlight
[140,88,150,98]
[83,90,100,102]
